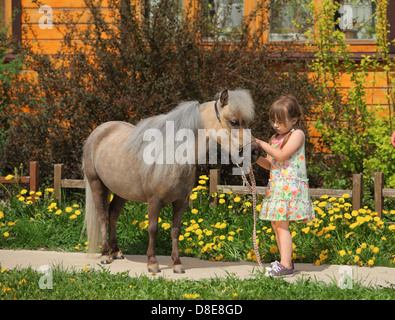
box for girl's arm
[255,130,305,162]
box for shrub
[1,0,318,186]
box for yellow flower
[191,209,198,214]
[139,221,148,229]
[3,232,9,237]
[0,211,4,219]
[367,259,374,266]
[389,225,395,231]
[349,222,359,229]
[361,243,367,249]
[45,188,54,192]
[354,256,360,263]
[244,201,252,207]
[227,236,234,241]
[161,222,171,230]
[372,247,379,254]
[55,209,62,215]
[234,197,241,203]
[219,199,225,204]
[179,235,184,241]
[270,246,277,253]
[344,213,352,219]
[69,214,77,220]
[338,250,346,257]
[66,207,73,213]
[356,248,362,254]
[345,231,354,239]
[342,193,350,198]
[190,194,197,200]
[75,210,81,215]
[5,174,13,180]
[198,180,206,185]
[20,189,27,195]
[184,293,200,299]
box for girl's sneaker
[265,262,294,278]
[264,260,280,277]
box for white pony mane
[128,89,254,183]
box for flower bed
[1,175,394,267]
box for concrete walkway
[1,249,394,288]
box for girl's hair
[269,95,303,149]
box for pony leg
[171,197,189,274]
[108,194,127,260]
[146,197,163,273]
[88,178,111,264]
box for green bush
[0,0,318,187]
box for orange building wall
[20,0,393,151]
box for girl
[255,95,315,277]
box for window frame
[265,0,395,58]
[3,0,21,62]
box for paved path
[1,249,394,288]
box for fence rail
[48,163,395,218]
[0,161,40,202]
[209,169,392,218]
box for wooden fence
[208,169,394,218]
[53,164,85,201]
[51,163,395,218]
[0,161,40,202]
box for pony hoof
[111,251,124,260]
[173,265,185,274]
[100,255,112,264]
[147,263,161,273]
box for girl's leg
[271,221,281,254]
[275,221,292,269]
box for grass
[0,174,394,300]
[1,176,394,267]
[1,265,394,300]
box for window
[203,0,244,39]
[336,0,377,40]
[269,0,312,41]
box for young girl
[255,95,315,277]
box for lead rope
[236,164,263,269]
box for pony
[83,89,261,273]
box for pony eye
[230,120,239,127]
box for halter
[214,101,221,123]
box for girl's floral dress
[259,130,315,222]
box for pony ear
[219,89,228,107]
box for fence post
[209,169,220,208]
[29,161,39,203]
[352,174,363,211]
[374,172,384,218]
[54,164,64,201]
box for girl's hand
[392,131,395,148]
